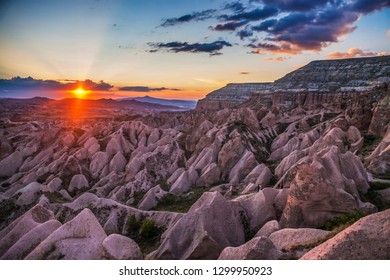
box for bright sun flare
[72,88,90,98]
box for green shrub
[322,211,367,231]
[154,186,211,213]
[140,219,159,239]
[373,173,390,180]
[126,214,141,233]
[369,181,390,190]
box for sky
[0,0,389,100]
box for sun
[71,87,91,98]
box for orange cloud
[263,56,289,62]
[327,48,389,59]
[387,29,390,37]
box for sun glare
[71,87,90,98]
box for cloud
[237,28,254,40]
[263,56,289,61]
[118,86,182,92]
[221,6,279,21]
[247,42,301,55]
[148,40,232,56]
[160,9,216,27]
[239,72,250,75]
[0,76,114,91]
[224,2,246,13]
[154,1,390,56]
[210,20,248,31]
[260,0,330,12]
[351,0,390,14]
[387,29,390,37]
[249,6,361,53]
[327,48,390,59]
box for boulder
[26,208,107,260]
[90,152,109,178]
[1,220,61,260]
[138,186,167,211]
[15,182,44,206]
[47,177,62,192]
[255,220,280,238]
[109,152,127,173]
[376,188,390,207]
[217,137,246,180]
[255,167,272,188]
[229,151,257,184]
[169,168,198,195]
[275,150,307,178]
[68,174,89,194]
[366,127,390,174]
[232,191,275,232]
[62,133,75,147]
[368,92,390,137]
[196,163,221,186]
[301,209,390,259]
[280,164,374,228]
[269,228,330,252]
[102,234,143,260]
[218,236,281,260]
[0,151,23,178]
[148,192,245,259]
[243,164,267,184]
[0,205,55,257]
[273,188,290,218]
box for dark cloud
[118,86,182,92]
[247,42,300,54]
[221,6,279,21]
[260,0,331,12]
[160,9,216,27]
[224,2,246,12]
[148,40,232,56]
[352,0,390,14]
[237,28,254,40]
[0,76,113,91]
[154,0,390,56]
[83,79,113,91]
[251,19,277,31]
[239,72,250,75]
[248,2,368,54]
[210,20,248,31]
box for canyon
[0,56,389,260]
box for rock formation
[0,56,389,260]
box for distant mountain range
[120,95,197,109]
[0,96,192,122]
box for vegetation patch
[360,134,382,156]
[305,115,321,127]
[125,214,164,255]
[322,211,367,231]
[369,181,390,190]
[131,190,147,208]
[153,186,212,213]
[228,120,248,134]
[371,173,390,181]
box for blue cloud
[148,40,232,56]
[160,9,216,27]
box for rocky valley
[0,56,389,260]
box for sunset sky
[0,0,389,100]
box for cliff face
[368,87,390,136]
[198,56,390,110]
[196,83,273,110]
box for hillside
[0,56,389,260]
